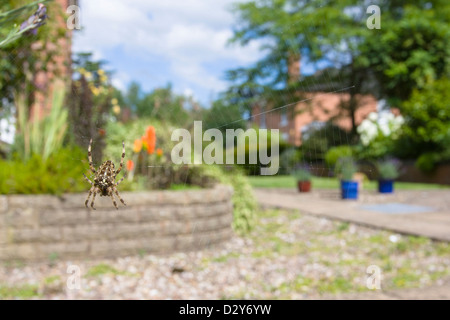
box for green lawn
[248,175,449,190]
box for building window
[281,132,289,142]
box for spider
[83,138,127,210]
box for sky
[72,0,320,107]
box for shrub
[335,157,358,181]
[291,167,311,181]
[0,146,86,195]
[325,145,353,168]
[279,148,302,175]
[197,165,257,235]
[376,159,401,180]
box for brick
[62,225,109,241]
[139,237,177,254]
[90,239,141,257]
[12,227,62,243]
[8,195,60,209]
[40,209,88,226]
[86,207,139,224]
[0,243,38,260]
[39,241,89,259]
[5,208,39,228]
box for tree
[358,2,450,108]
[394,78,450,163]
[225,0,450,140]
[69,52,114,162]
[225,0,375,138]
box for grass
[0,284,39,299]
[248,175,449,190]
[85,263,134,277]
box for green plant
[0,1,48,48]
[325,145,353,168]
[0,146,86,195]
[291,168,311,181]
[376,159,401,180]
[198,165,257,235]
[14,85,68,161]
[279,148,302,174]
[335,157,357,181]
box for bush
[279,148,302,175]
[197,165,257,235]
[376,159,401,180]
[291,167,311,181]
[301,123,352,162]
[325,145,353,168]
[0,147,86,195]
[335,157,358,181]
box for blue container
[341,180,358,199]
[378,180,394,193]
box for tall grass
[15,84,68,160]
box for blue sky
[73,0,319,106]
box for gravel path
[1,209,449,299]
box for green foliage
[122,82,192,126]
[0,0,66,111]
[198,165,257,235]
[291,168,311,182]
[14,86,67,161]
[399,78,450,159]
[359,4,450,106]
[202,99,246,135]
[376,160,400,180]
[0,1,49,48]
[227,126,289,175]
[334,157,357,181]
[279,148,302,174]
[0,284,39,299]
[301,124,352,163]
[415,153,441,173]
[325,145,353,168]
[0,146,86,195]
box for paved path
[253,188,450,242]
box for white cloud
[73,0,265,100]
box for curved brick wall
[0,185,234,261]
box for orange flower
[156,148,163,157]
[98,128,106,137]
[126,159,134,171]
[143,126,156,155]
[133,139,143,153]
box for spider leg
[90,187,100,210]
[115,177,124,187]
[88,138,96,173]
[83,173,94,186]
[115,141,125,175]
[108,188,119,210]
[85,186,95,208]
[114,188,126,206]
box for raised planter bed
[0,184,234,261]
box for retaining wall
[0,185,234,261]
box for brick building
[251,57,378,146]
